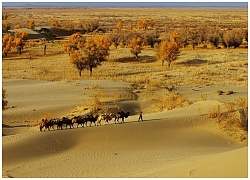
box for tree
[50,19,61,28]
[128,21,133,30]
[14,24,22,29]
[81,20,99,33]
[2,21,10,32]
[108,29,120,49]
[170,30,182,47]
[64,33,111,76]
[197,25,208,43]
[40,38,47,55]
[208,32,220,48]
[143,30,160,48]
[28,20,35,29]
[148,20,155,29]
[82,35,110,76]
[117,21,123,30]
[2,88,8,110]
[188,29,199,49]
[2,34,13,56]
[2,14,8,20]
[65,20,74,31]
[13,31,28,55]
[179,28,189,48]
[128,37,144,60]
[223,30,243,49]
[62,32,85,55]
[155,40,180,67]
[137,19,148,30]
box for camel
[71,116,87,128]
[39,119,55,131]
[103,113,113,124]
[62,117,74,129]
[86,115,98,126]
[114,111,130,124]
[96,113,113,126]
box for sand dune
[2,79,248,178]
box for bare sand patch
[2,78,247,178]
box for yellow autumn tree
[128,21,133,30]
[155,40,180,67]
[170,30,182,47]
[137,19,148,30]
[117,21,123,30]
[50,19,61,28]
[2,21,10,32]
[13,31,28,55]
[14,24,22,29]
[128,37,144,60]
[2,34,13,56]
[28,20,35,29]
[62,32,85,55]
[64,33,111,76]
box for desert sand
[2,78,248,178]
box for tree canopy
[2,34,13,56]
[128,37,144,60]
[63,33,111,76]
[155,39,180,67]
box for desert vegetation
[208,97,248,141]
[2,5,248,178]
[2,6,248,132]
[2,88,8,110]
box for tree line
[2,18,248,77]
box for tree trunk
[18,47,22,55]
[78,69,82,77]
[161,60,164,66]
[168,61,171,67]
[44,45,47,55]
[89,66,93,76]
[135,52,138,60]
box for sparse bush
[2,88,8,110]
[208,100,248,142]
[156,93,189,110]
[225,102,235,112]
[89,97,101,112]
[208,104,222,118]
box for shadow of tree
[114,55,156,63]
[177,58,208,66]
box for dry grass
[155,92,190,111]
[208,104,222,119]
[2,46,248,117]
[208,98,248,142]
[3,47,248,87]
[2,7,248,130]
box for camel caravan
[39,111,130,131]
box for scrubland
[2,6,248,178]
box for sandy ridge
[2,78,248,178]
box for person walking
[138,111,143,121]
